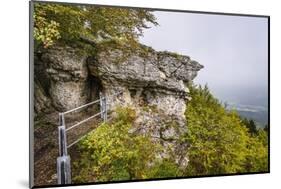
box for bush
[73,107,162,182]
[147,159,183,178]
[73,85,268,182]
[184,84,268,175]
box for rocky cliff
[34,42,203,168]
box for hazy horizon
[139,11,268,109]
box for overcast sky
[139,11,268,106]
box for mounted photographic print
[29,0,270,188]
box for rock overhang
[34,42,204,169]
[88,44,203,98]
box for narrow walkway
[34,110,101,186]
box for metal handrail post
[100,92,106,121]
[104,96,107,121]
[58,113,68,156]
[57,155,71,184]
[57,113,71,184]
[55,91,123,184]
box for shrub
[73,107,162,182]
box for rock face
[87,48,203,167]
[34,43,203,168]
[88,49,203,125]
[37,45,90,112]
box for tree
[184,84,268,175]
[242,118,258,135]
[244,129,268,172]
[33,2,158,49]
[73,84,268,182]
[264,124,268,132]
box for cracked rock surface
[34,43,203,169]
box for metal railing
[56,92,122,184]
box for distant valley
[207,85,269,128]
[226,103,268,128]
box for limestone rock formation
[34,43,203,168]
[88,47,203,167]
[88,48,203,126]
[36,45,90,112]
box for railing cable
[65,112,101,132]
[63,99,100,115]
[56,91,123,185]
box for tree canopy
[33,2,158,48]
[184,84,268,175]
